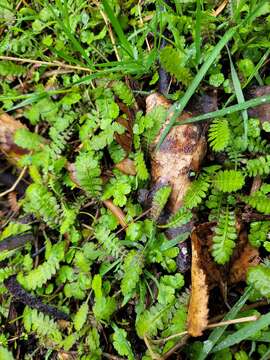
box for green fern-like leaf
[161,297,188,352]
[150,185,172,221]
[247,265,270,298]
[23,306,62,343]
[74,151,102,197]
[86,328,102,359]
[247,138,270,154]
[157,274,184,305]
[112,81,135,106]
[159,207,192,229]
[121,250,144,303]
[74,302,88,332]
[0,61,26,77]
[0,267,15,282]
[183,175,210,208]
[136,302,173,339]
[160,47,191,85]
[245,155,270,177]
[134,151,149,181]
[242,194,270,214]
[17,241,65,290]
[92,274,116,322]
[213,170,245,192]
[112,323,135,360]
[14,129,45,150]
[208,118,230,151]
[23,183,60,228]
[248,221,270,247]
[212,208,237,264]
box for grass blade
[197,286,252,360]
[227,45,248,146]
[195,0,202,65]
[155,26,237,150]
[102,0,134,58]
[212,311,270,352]
[175,94,270,125]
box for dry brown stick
[160,334,190,360]
[0,166,27,198]
[144,335,160,360]
[0,55,92,73]
[212,0,229,16]
[152,315,258,345]
[93,0,120,61]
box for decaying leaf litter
[1,1,270,359]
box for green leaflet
[245,155,270,177]
[208,118,230,152]
[74,302,88,332]
[92,274,116,322]
[121,250,144,304]
[247,265,270,298]
[112,323,135,360]
[183,174,210,208]
[17,241,65,290]
[159,46,191,85]
[150,185,172,221]
[213,170,245,192]
[212,208,237,265]
[23,307,62,344]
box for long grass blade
[212,311,270,352]
[195,0,202,65]
[227,45,248,147]
[224,48,270,108]
[175,94,270,125]
[197,286,252,360]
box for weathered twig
[4,276,70,321]
[0,232,34,252]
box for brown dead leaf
[115,117,133,152]
[146,93,207,214]
[229,230,260,284]
[188,228,209,337]
[103,199,127,228]
[58,351,77,360]
[0,113,28,164]
[114,102,134,153]
[115,158,136,176]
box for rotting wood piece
[146,93,207,214]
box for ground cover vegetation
[1,0,270,359]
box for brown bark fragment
[188,229,209,337]
[146,93,207,214]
